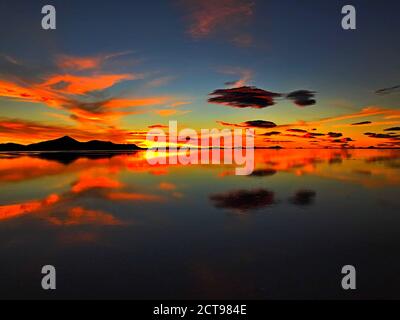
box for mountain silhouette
[0,136,143,151]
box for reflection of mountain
[32,152,136,165]
[0,136,143,152]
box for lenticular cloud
[208,86,316,108]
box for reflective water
[0,149,399,299]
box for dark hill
[0,143,25,151]
[0,136,143,151]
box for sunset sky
[0,0,399,148]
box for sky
[0,0,399,148]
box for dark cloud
[209,188,275,212]
[353,169,372,176]
[261,131,281,136]
[307,132,325,137]
[243,120,277,128]
[287,128,307,133]
[365,132,400,139]
[289,132,325,139]
[148,124,168,129]
[208,86,282,109]
[375,85,400,95]
[352,121,372,126]
[329,157,342,164]
[248,169,277,177]
[289,190,316,206]
[263,139,293,143]
[217,120,276,129]
[332,137,354,143]
[286,90,316,107]
[328,132,343,138]
[208,86,317,108]
[384,127,400,131]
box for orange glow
[155,109,179,116]
[106,192,164,201]
[0,194,60,221]
[48,206,122,226]
[71,176,123,193]
[158,182,177,190]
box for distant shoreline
[1,136,399,152]
[1,147,399,153]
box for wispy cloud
[352,121,372,126]
[56,51,133,71]
[217,120,277,129]
[375,85,400,95]
[219,67,253,87]
[146,76,175,88]
[181,0,254,43]
[1,54,20,65]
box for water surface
[0,149,399,299]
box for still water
[0,149,399,299]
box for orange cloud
[0,118,132,144]
[155,109,178,117]
[57,55,103,71]
[0,74,178,142]
[42,74,135,95]
[317,106,400,124]
[154,109,191,117]
[56,52,134,71]
[259,106,400,148]
[0,79,61,106]
[0,53,185,142]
